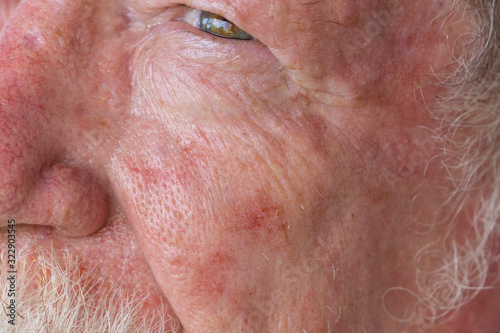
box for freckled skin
[1,0,498,332]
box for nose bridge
[1,0,73,63]
[0,0,87,102]
[0,0,111,236]
[0,0,72,211]
[0,1,81,136]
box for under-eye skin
[182,8,254,40]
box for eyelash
[180,8,254,41]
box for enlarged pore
[0,247,179,332]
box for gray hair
[408,0,500,327]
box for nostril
[3,163,110,237]
[36,164,110,237]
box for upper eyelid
[149,5,188,24]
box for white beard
[0,246,180,332]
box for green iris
[198,11,254,40]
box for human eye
[181,8,254,40]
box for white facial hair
[0,246,180,332]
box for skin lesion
[2,0,496,332]
[235,198,285,233]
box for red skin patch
[199,251,234,295]
[238,200,285,232]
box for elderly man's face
[1,0,493,332]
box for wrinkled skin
[0,0,498,332]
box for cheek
[109,112,341,307]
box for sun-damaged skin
[0,0,498,332]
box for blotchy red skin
[1,0,495,332]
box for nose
[0,1,110,237]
